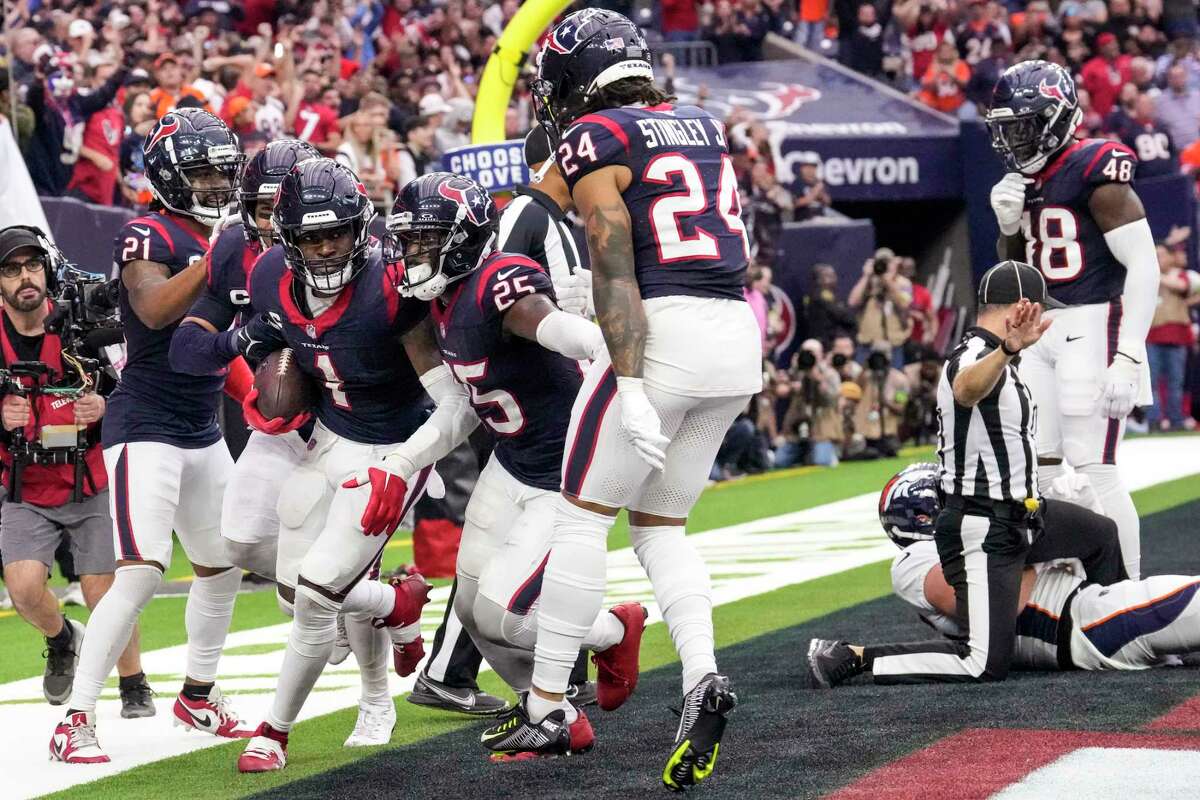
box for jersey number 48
[1021,207,1083,282]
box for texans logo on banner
[442,142,528,193]
[672,79,821,121]
[766,285,797,362]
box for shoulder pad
[476,253,553,314]
[558,111,632,193]
[1079,140,1137,186]
[114,216,177,267]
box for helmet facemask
[986,103,1082,175]
[158,144,245,225]
[390,223,456,301]
[278,217,370,295]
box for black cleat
[565,680,597,708]
[120,675,157,719]
[43,620,85,706]
[662,673,736,791]
[407,672,510,716]
[807,638,864,689]
[481,698,594,761]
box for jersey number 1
[644,154,749,263]
[315,353,351,410]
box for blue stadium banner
[442,141,528,192]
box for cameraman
[853,342,911,458]
[0,227,150,714]
[848,249,913,369]
[776,340,843,467]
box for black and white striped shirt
[936,327,1038,503]
[496,185,584,288]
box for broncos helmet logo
[438,181,486,225]
[146,115,180,153]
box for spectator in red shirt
[897,0,954,85]
[1080,32,1132,118]
[662,0,701,42]
[899,257,937,359]
[286,69,342,154]
[65,63,125,206]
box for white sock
[266,592,337,732]
[342,578,395,618]
[584,610,624,652]
[346,612,391,705]
[630,524,716,694]
[526,689,577,724]
[531,497,612,699]
[184,567,241,683]
[1079,463,1141,579]
[68,564,160,712]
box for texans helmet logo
[1038,79,1067,103]
[147,115,180,152]
[438,181,485,225]
[545,9,601,54]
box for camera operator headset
[0,225,150,713]
[848,249,913,369]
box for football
[253,348,317,420]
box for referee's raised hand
[1003,299,1052,353]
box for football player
[210,158,435,772]
[809,465,1200,682]
[515,9,763,787]
[357,173,647,753]
[986,61,1159,579]
[50,108,251,764]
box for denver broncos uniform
[554,102,762,515]
[1018,139,1152,481]
[102,210,234,569]
[893,539,1200,672]
[247,245,434,603]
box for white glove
[1099,350,1142,419]
[556,268,594,318]
[1044,473,1104,515]
[990,172,1030,236]
[616,377,669,471]
[209,212,241,245]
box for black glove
[233,311,286,364]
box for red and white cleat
[376,572,432,629]
[49,711,110,764]
[238,723,288,773]
[593,602,648,711]
[173,685,254,738]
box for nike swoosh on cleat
[180,705,217,729]
[419,680,475,707]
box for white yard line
[5,437,1198,799]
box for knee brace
[291,591,339,660]
[113,563,162,615]
[629,525,712,614]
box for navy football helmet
[533,9,654,146]
[239,139,320,248]
[143,108,245,224]
[986,60,1083,175]
[273,158,375,294]
[386,172,497,301]
[879,463,942,549]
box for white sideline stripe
[991,748,1200,799]
[4,437,1198,799]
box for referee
[810,261,1125,686]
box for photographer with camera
[775,340,843,468]
[848,248,914,370]
[0,227,151,716]
[852,342,911,458]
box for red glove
[241,388,311,435]
[223,356,254,405]
[342,466,409,536]
[392,636,424,677]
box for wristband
[1000,339,1020,357]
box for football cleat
[119,675,157,719]
[238,723,288,772]
[377,572,432,629]
[344,700,396,747]
[807,638,865,689]
[663,673,737,792]
[173,685,253,738]
[592,602,647,711]
[49,711,110,764]
[328,613,351,665]
[565,681,597,708]
[481,700,594,761]
[407,672,510,716]
[43,619,85,705]
[61,582,86,607]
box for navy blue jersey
[248,246,429,445]
[104,211,225,449]
[1024,138,1138,306]
[1118,122,1177,179]
[430,252,582,491]
[186,221,263,332]
[557,103,749,302]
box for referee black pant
[864,496,1123,684]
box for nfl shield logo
[306,323,317,338]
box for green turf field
[30,450,1200,800]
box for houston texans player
[512,9,762,787]
[810,465,1200,684]
[986,61,1159,579]
[50,108,252,764]
[355,173,646,757]
[204,158,434,772]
